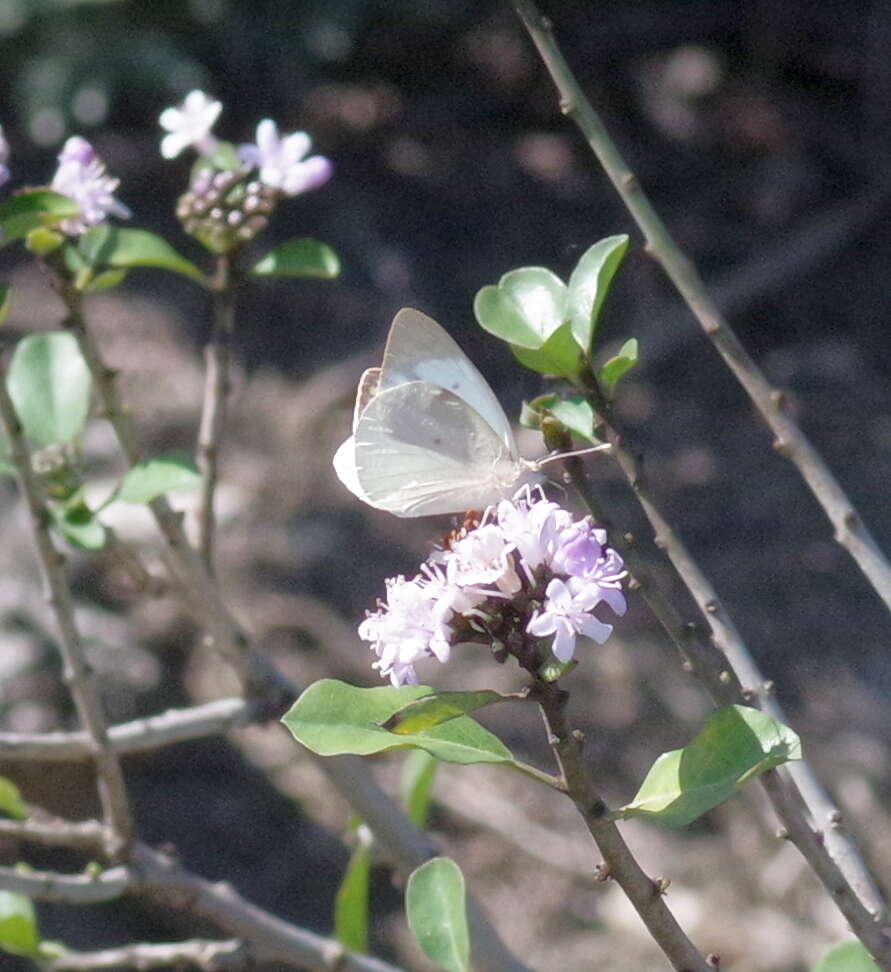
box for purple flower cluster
[359,488,627,686]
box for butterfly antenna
[535,442,612,469]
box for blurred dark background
[1,1,891,968]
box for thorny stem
[511,1,891,623]
[198,252,238,573]
[582,366,886,918]
[562,447,891,966]
[0,371,133,857]
[533,678,711,971]
[512,0,891,961]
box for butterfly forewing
[379,309,517,457]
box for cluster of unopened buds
[359,488,627,686]
[161,90,332,250]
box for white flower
[159,90,222,160]
[358,567,482,686]
[238,119,332,196]
[497,490,572,574]
[445,523,521,596]
[0,125,10,190]
[50,136,130,236]
[527,576,617,663]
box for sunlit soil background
[2,2,891,969]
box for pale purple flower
[359,566,483,686]
[238,119,332,196]
[359,488,626,682]
[446,523,521,596]
[50,136,130,236]
[159,90,222,160]
[0,125,10,189]
[527,576,618,663]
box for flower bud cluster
[359,488,627,686]
[176,168,278,252]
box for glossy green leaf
[0,890,39,957]
[382,690,507,734]
[406,858,470,972]
[282,680,513,765]
[474,268,567,351]
[78,227,205,284]
[116,455,201,504]
[615,705,801,828]
[474,285,541,348]
[546,396,598,442]
[24,227,64,256]
[814,942,879,972]
[7,332,91,447]
[511,322,581,377]
[251,239,341,279]
[0,779,27,821]
[83,269,127,293]
[334,832,372,954]
[0,191,80,243]
[0,285,11,327]
[599,338,639,392]
[401,750,439,827]
[567,235,629,351]
[50,503,107,551]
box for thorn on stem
[706,954,721,969]
[719,670,732,685]
[653,876,671,896]
[593,863,611,882]
[775,827,789,840]
[704,599,718,614]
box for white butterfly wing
[353,381,524,516]
[379,308,517,456]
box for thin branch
[48,289,530,972]
[197,254,238,573]
[593,409,886,916]
[562,453,891,965]
[0,697,253,760]
[42,939,245,972]
[0,814,104,852]
[534,680,711,971]
[0,844,405,972]
[0,372,132,856]
[512,0,891,616]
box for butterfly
[333,307,535,517]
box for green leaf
[0,890,39,957]
[251,239,341,279]
[511,322,582,377]
[599,338,639,392]
[50,503,107,551]
[78,227,205,284]
[115,455,201,504]
[814,942,879,972]
[83,269,127,293]
[282,680,513,765]
[0,285,11,327]
[406,858,470,972]
[334,832,372,954]
[545,396,598,442]
[0,191,80,243]
[24,227,64,257]
[615,705,801,828]
[7,332,92,447]
[382,690,507,734]
[0,779,27,820]
[474,268,567,350]
[401,751,439,828]
[567,235,629,352]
